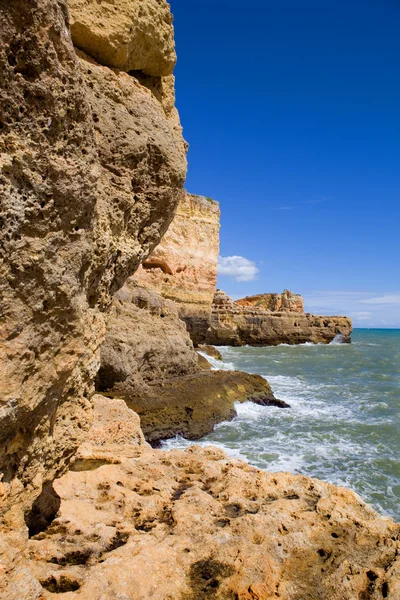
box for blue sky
[170,0,400,327]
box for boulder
[120,370,288,443]
[236,289,304,312]
[198,344,223,361]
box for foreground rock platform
[1,398,399,600]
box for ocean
[163,329,400,522]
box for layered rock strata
[0,0,186,518]
[236,289,304,313]
[98,279,286,444]
[1,400,399,600]
[135,192,220,344]
[207,290,352,346]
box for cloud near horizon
[361,294,400,305]
[304,290,400,328]
[218,255,259,282]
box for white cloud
[361,294,400,305]
[218,255,259,282]
[351,311,373,321]
[304,290,400,328]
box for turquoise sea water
[164,329,400,522]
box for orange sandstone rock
[135,192,220,343]
[207,290,352,346]
[236,289,304,313]
[1,402,398,600]
[0,0,186,518]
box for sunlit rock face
[1,406,399,600]
[236,290,304,313]
[135,192,221,344]
[0,0,186,519]
[69,0,177,76]
[207,290,352,346]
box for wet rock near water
[110,370,282,444]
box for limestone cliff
[1,4,395,600]
[207,290,352,346]
[135,192,220,344]
[1,399,399,600]
[97,278,200,395]
[97,279,286,444]
[236,290,304,313]
[0,0,186,518]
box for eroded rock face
[135,192,220,344]
[198,344,223,361]
[124,370,287,444]
[69,0,176,76]
[236,289,304,313]
[97,280,284,444]
[1,428,399,599]
[0,0,101,521]
[0,0,186,518]
[77,50,187,306]
[73,394,148,458]
[98,279,199,395]
[207,291,352,346]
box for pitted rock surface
[0,0,186,518]
[1,442,399,599]
[69,0,176,76]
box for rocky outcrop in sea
[207,290,352,346]
[135,201,352,346]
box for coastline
[166,331,400,521]
[1,1,399,598]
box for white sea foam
[197,351,235,371]
[166,333,400,521]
